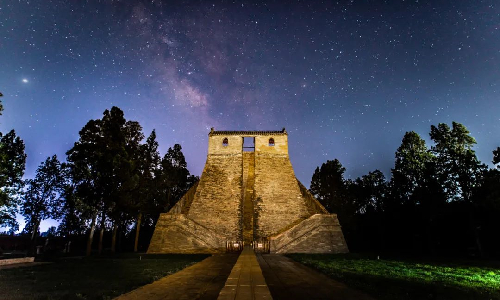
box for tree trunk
[30,218,40,256]
[111,222,118,253]
[474,229,483,257]
[86,212,98,256]
[468,201,484,257]
[471,211,484,257]
[134,212,142,252]
[98,212,105,255]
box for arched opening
[269,138,275,146]
[222,137,229,147]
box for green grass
[289,253,500,300]
[0,253,209,300]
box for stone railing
[167,182,199,215]
[297,180,328,215]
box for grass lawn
[0,253,209,300]
[289,253,500,300]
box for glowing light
[22,78,29,83]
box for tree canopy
[0,95,27,232]
[312,122,500,257]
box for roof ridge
[209,128,287,136]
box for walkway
[115,253,238,300]
[116,249,375,300]
[217,246,272,300]
[257,254,375,300]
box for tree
[131,130,160,252]
[470,149,500,256]
[346,170,387,252]
[430,122,485,202]
[411,159,447,255]
[391,131,433,205]
[56,164,88,237]
[354,170,387,214]
[20,155,64,254]
[0,93,26,231]
[67,119,105,255]
[0,92,4,115]
[102,108,143,253]
[0,129,27,231]
[430,122,486,255]
[160,144,191,207]
[310,159,347,213]
[67,106,144,255]
[128,143,195,251]
[493,147,500,166]
[43,226,57,238]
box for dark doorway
[243,137,255,152]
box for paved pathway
[115,254,238,300]
[257,254,375,300]
[116,249,374,300]
[217,246,272,300]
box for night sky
[1,1,500,230]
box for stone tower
[147,129,348,254]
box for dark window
[269,138,275,146]
[222,138,229,147]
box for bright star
[22,78,29,83]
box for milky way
[1,0,500,196]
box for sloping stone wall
[147,214,225,253]
[270,214,349,254]
[297,181,328,215]
[168,182,199,215]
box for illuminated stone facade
[147,129,348,254]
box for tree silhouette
[0,91,26,232]
[130,130,160,252]
[67,107,144,255]
[310,159,347,213]
[391,131,433,205]
[21,155,64,255]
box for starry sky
[1,1,500,230]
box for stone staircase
[242,152,255,244]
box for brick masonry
[147,129,348,254]
[187,154,243,241]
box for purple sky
[1,1,499,232]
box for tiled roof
[209,128,287,136]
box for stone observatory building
[148,128,348,254]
